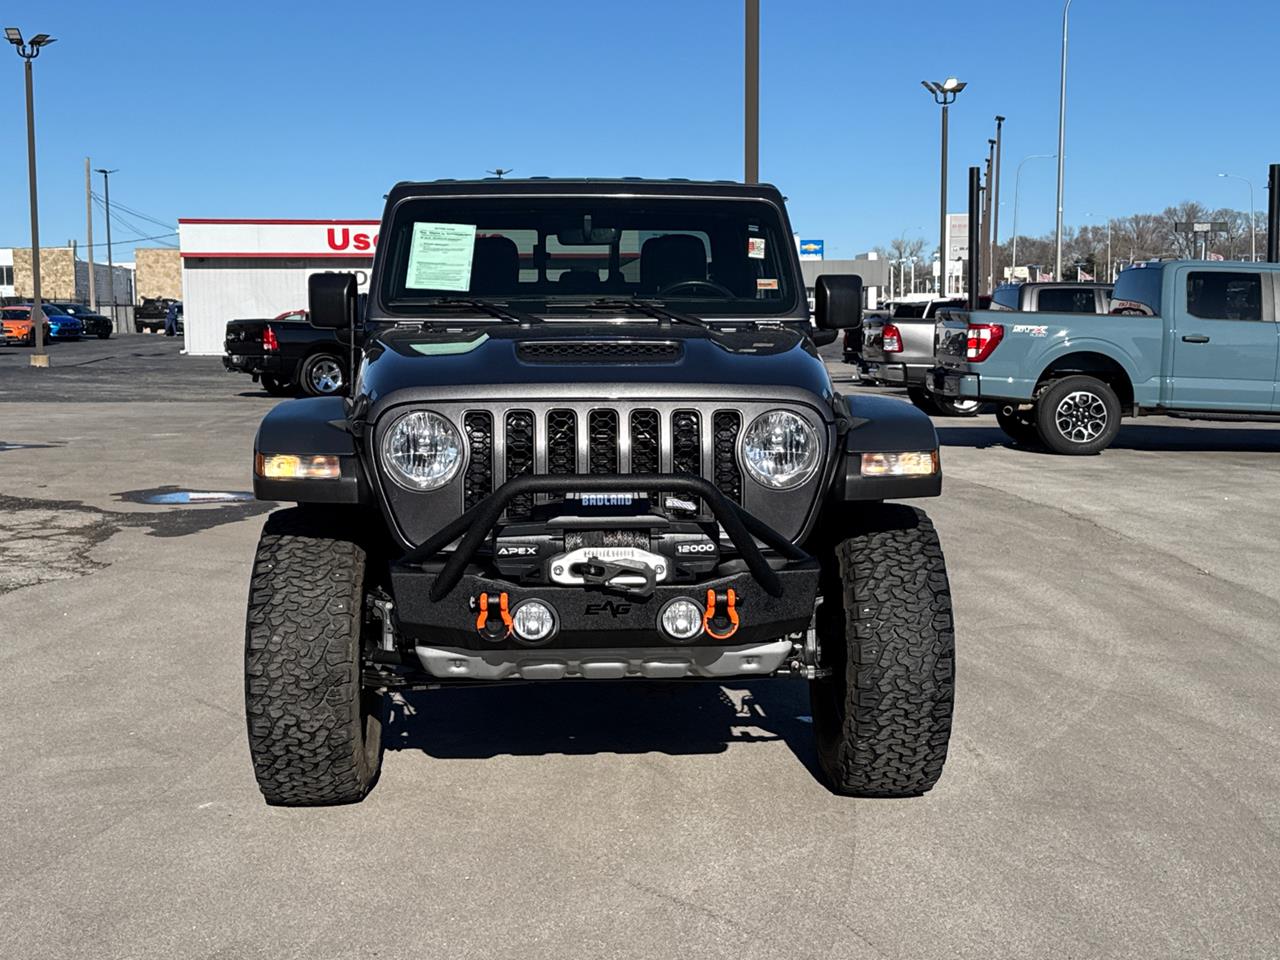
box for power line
[89,191,175,231]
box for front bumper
[391,562,820,652]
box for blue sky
[2,0,1276,260]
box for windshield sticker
[748,237,766,259]
[408,333,490,356]
[405,222,477,291]
[756,278,779,290]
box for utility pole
[744,0,759,183]
[85,158,97,312]
[97,168,118,331]
[991,116,1004,288]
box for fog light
[255,453,342,479]
[860,451,938,477]
[511,599,557,644]
[659,597,704,643]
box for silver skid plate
[414,640,792,681]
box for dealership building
[177,218,377,355]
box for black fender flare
[252,397,368,504]
[837,393,942,500]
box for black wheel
[260,374,293,397]
[244,509,384,805]
[932,396,984,417]
[810,504,955,797]
[1034,375,1121,455]
[996,405,1040,445]
[96,330,111,340]
[906,385,942,416]
[134,322,144,334]
[300,352,346,396]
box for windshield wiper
[417,297,542,326]
[579,297,713,331]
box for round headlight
[741,410,819,490]
[382,411,464,490]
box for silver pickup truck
[861,297,989,416]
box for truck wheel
[933,396,984,417]
[260,374,293,397]
[996,405,1040,446]
[810,504,955,797]
[134,321,144,334]
[300,352,346,396]
[1035,375,1121,455]
[244,508,384,805]
[906,386,942,416]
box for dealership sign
[178,219,381,259]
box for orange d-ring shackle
[475,591,513,638]
[702,588,740,640]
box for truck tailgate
[934,311,970,371]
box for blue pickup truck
[929,260,1280,453]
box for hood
[357,322,835,408]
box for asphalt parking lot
[2,335,1278,959]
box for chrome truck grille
[462,404,744,519]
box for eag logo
[586,600,632,616]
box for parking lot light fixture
[923,77,966,297]
[1054,0,1074,281]
[1218,173,1257,262]
[8,25,56,367]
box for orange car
[1,306,36,345]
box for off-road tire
[810,504,955,797]
[996,404,1040,446]
[260,374,293,397]
[244,508,384,805]
[906,386,942,416]
[1034,375,1121,455]
[299,351,346,397]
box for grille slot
[504,410,535,519]
[588,410,619,474]
[517,341,683,364]
[546,409,577,475]
[462,411,493,510]
[629,409,661,476]
[713,411,743,504]
[671,410,701,476]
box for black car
[49,302,113,339]
[242,178,954,806]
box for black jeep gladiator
[244,178,954,805]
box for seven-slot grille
[459,406,746,520]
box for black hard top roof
[385,177,786,204]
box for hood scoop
[516,340,683,365]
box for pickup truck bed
[223,311,354,397]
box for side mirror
[309,272,358,329]
[814,275,863,330]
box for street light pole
[1218,173,1256,262]
[1011,153,1056,275]
[991,116,1005,288]
[7,27,55,367]
[923,78,967,297]
[96,168,119,330]
[744,0,759,184]
[1054,0,1074,280]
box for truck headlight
[382,411,464,490]
[741,410,820,490]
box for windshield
[379,196,798,316]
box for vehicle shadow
[385,677,822,776]
[936,423,1280,453]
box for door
[1170,268,1280,411]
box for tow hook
[472,591,513,640]
[702,588,740,640]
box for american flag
[1206,252,1225,261]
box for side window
[1186,271,1263,322]
[1037,288,1094,313]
